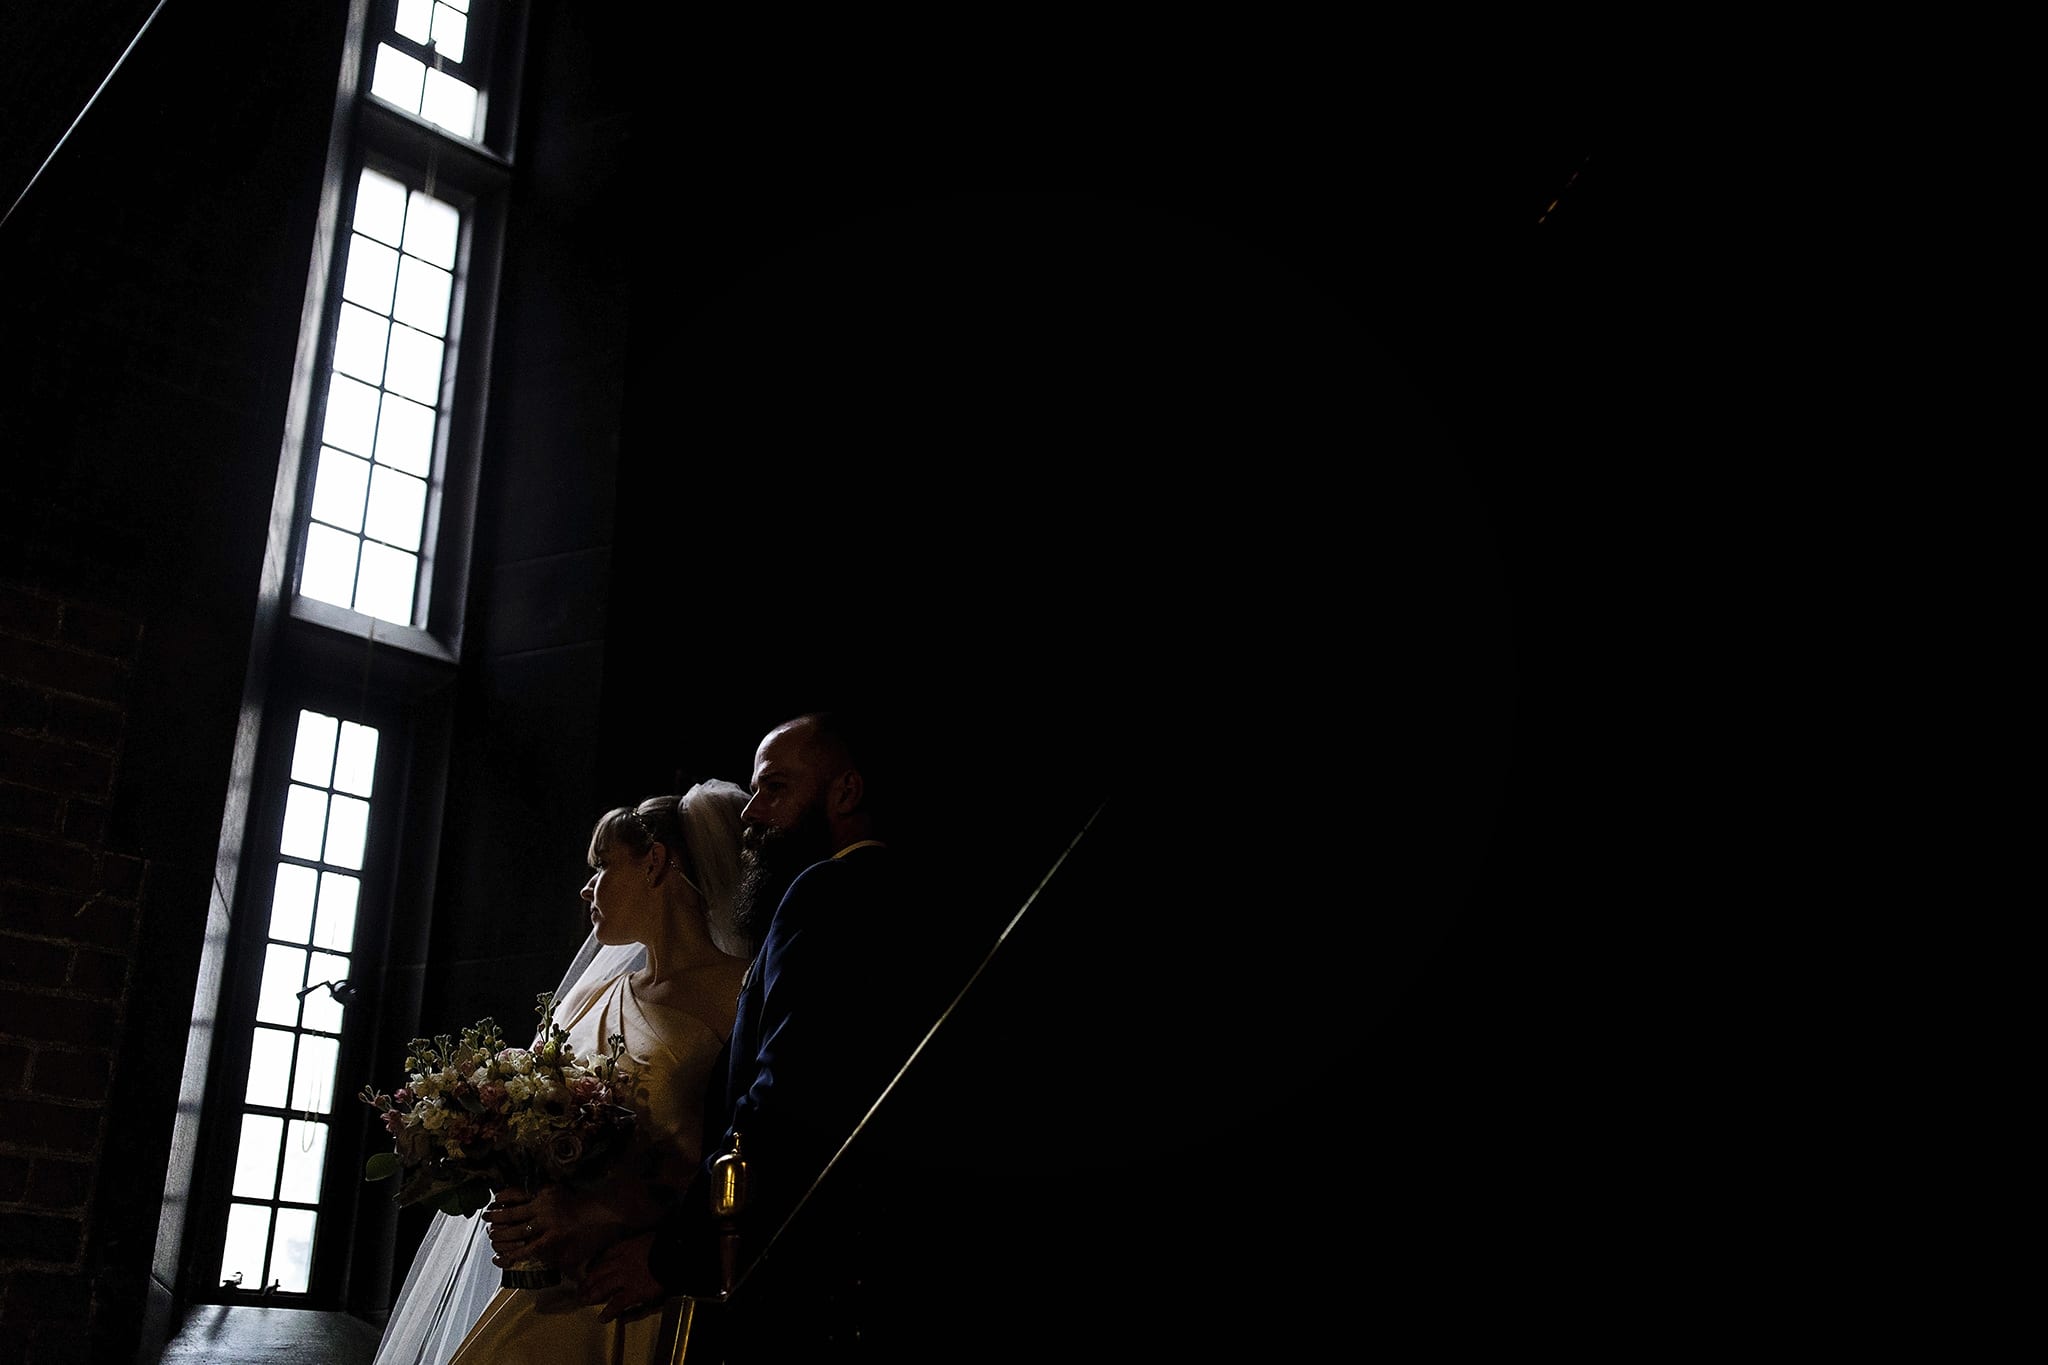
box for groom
[583,708,970,1359]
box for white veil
[369,780,751,1365]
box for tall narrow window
[302,170,459,626]
[217,710,378,1293]
[175,0,529,1311]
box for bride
[371,780,752,1365]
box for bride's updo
[587,781,751,955]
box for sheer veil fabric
[369,780,751,1365]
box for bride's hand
[482,1185,574,1268]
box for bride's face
[579,838,658,946]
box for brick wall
[0,584,144,1360]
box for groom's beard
[732,800,833,945]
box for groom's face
[732,724,838,938]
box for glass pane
[403,192,459,271]
[354,168,407,247]
[300,523,361,610]
[280,1120,329,1202]
[312,872,360,951]
[255,944,307,1027]
[289,711,337,787]
[443,0,468,12]
[290,1036,339,1114]
[309,447,370,533]
[267,863,317,942]
[383,325,444,405]
[231,1113,283,1198]
[341,233,399,313]
[392,256,451,337]
[355,542,418,627]
[421,69,479,140]
[333,303,390,385]
[364,465,426,552]
[280,784,329,861]
[301,952,351,1033]
[321,373,380,456]
[220,1204,271,1289]
[370,44,426,114]
[322,794,370,869]
[431,3,469,62]
[394,0,432,44]
[375,392,435,476]
[271,1208,317,1293]
[333,723,378,798]
[244,1027,294,1107]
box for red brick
[28,1049,111,1104]
[0,829,98,891]
[0,1097,100,1151]
[0,990,119,1049]
[0,783,62,834]
[0,1211,84,1264]
[0,734,114,799]
[0,937,71,989]
[0,886,134,952]
[0,1043,27,1089]
[0,637,127,704]
[0,587,62,639]
[44,695,124,751]
[101,854,144,900]
[25,1158,92,1210]
[55,602,140,659]
[58,800,104,844]
[1,1267,92,1323]
[0,678,48,730]
[0,1154,26,1201]
[67,949,126,998]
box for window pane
[244,1027,295,1107]
[321,373,380,456]
[370,44,426,114]
[290,710,337,787]
[333,304,390,385]
[310,447,370,533]
[290,1036,339,1114]
[300,523,361,609]
[220,1204,271,1289]
[312,872,360,951]
[383,325,444,405]
[268,863,317,942]
[354,168,407,247]
[392,255,451,337]
[374,393,435,476]
[271,1208,318,1293]
[333,722,378,798]
[394,0,432,44]
[232,1114,283,1198]
[365,465,426,552]
[323,794,370,869]
[255,944,307,1027]
[301,951,352,1033]
[341,234,399,313]
[403,192,459,271]
[280,1120,329,1202]
[355,542,419,626]
[280,784,329,861]
[431,3,469,62]
[421,68,479,140]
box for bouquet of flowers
[358,990,639,1224]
